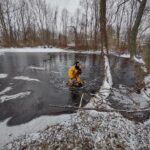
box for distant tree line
[0,0,150,57]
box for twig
[116,0,130,14]
[79,94,84,108]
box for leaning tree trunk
[129,0,147,58]
[100,0,108,54]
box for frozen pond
[0,52,104,126]
[0,50,150,148]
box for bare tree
[129,0,147,58]
[61,8,69,47]
[100,0,108,53]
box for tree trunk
[129,0,147,58]
[100,0,108,54]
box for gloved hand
[77,68,82,75]
[71,78,76,85]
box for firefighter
[68,61,83,87]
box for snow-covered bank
[0,47,67,53]
[0,74,8,79]
[110,51,146,65]
[4,110,150,150]
[0,114,71,148]
[13,76,40,82]
[0,47,103,54]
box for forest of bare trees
[0,0,150,57]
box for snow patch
[0,91,31,103]
[80,50,101,54]
[50,71,61,74]
[133,56,145,65]
[118,53,130,58]
[13,76,40,82]
[0,87,12,95]
[0,73,8,79]
[110,52,130,58]
[28,66,45,71]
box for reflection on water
[0,52,104,126]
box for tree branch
[116,0,130,14]
[2,2,25,15]
[137,0,142,3]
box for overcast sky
[46,0,80,14]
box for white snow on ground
[0,91,31,103]
[28,66,45,71]
[0,47,69,53]
[0,73,8,79]
[13,76,40,82]
[0,87,12,95]
[111,86,149,110]
[0,114,71,148]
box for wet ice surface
[0,52,104,126]
[109,56,150,122]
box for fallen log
[49,104,150,113]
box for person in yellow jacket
[68,61,83,87]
